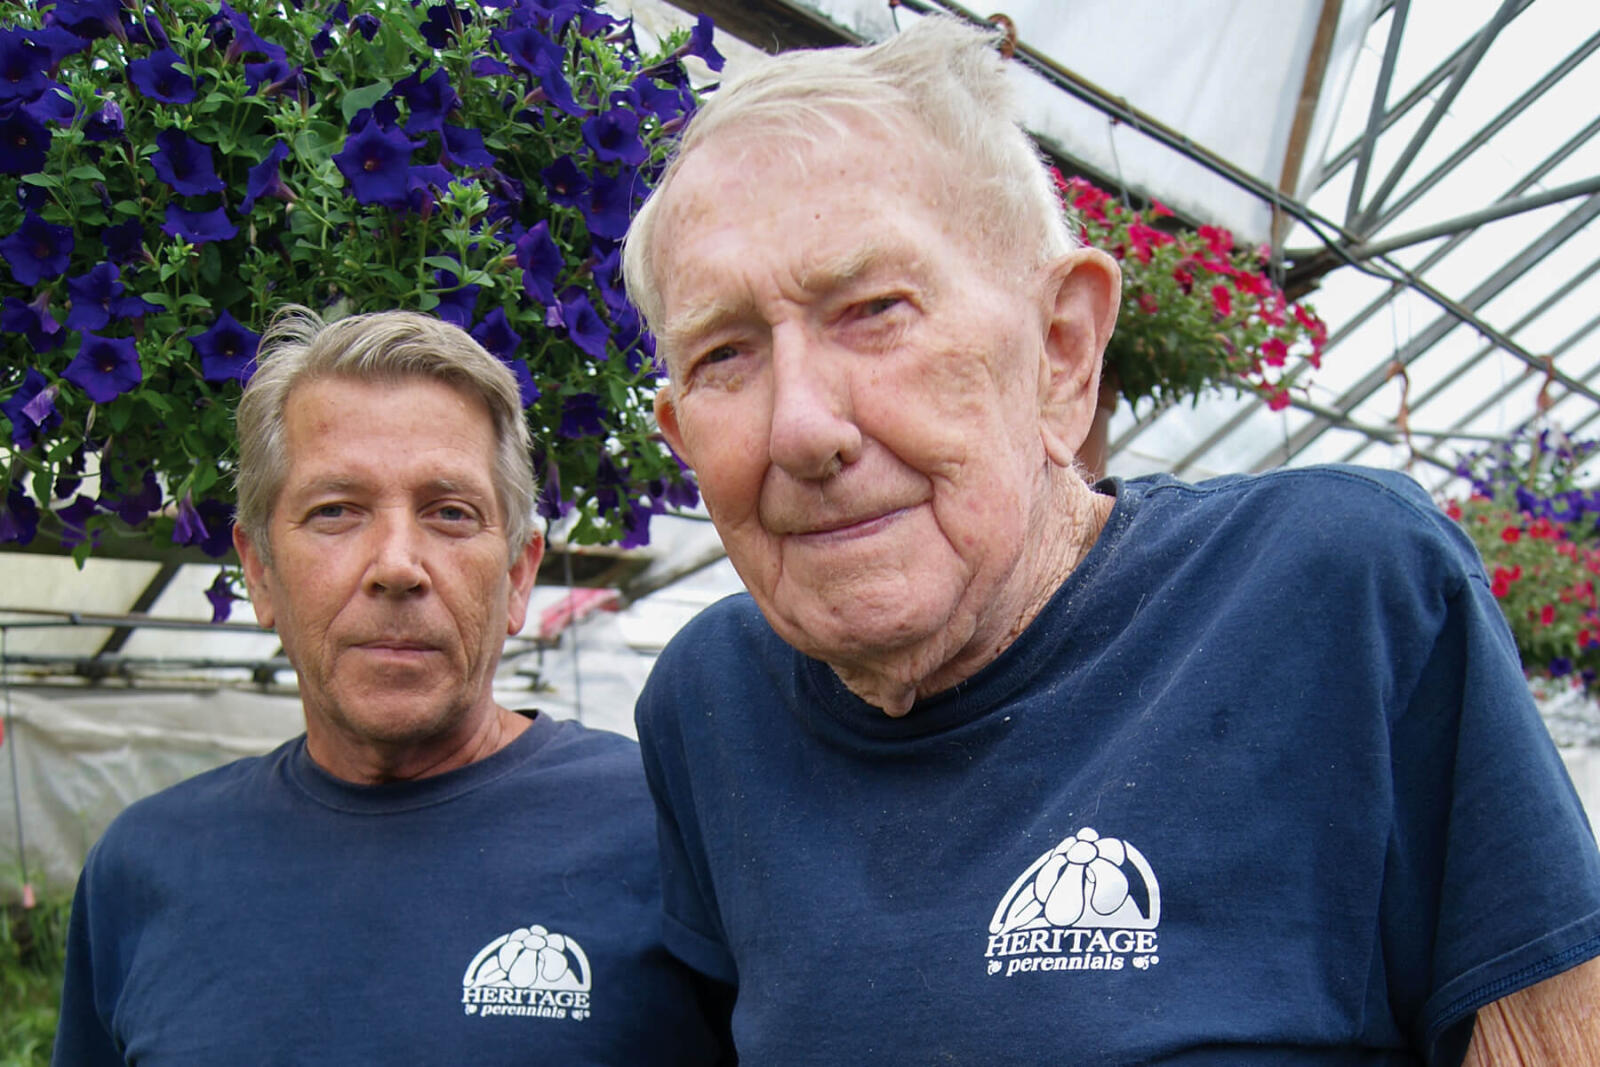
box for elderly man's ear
[1036,247,1122,466]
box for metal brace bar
[1345,0,1410,228]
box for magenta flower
[151,128,226,196]
[127,48,200,103]
[63,332,142,402]
[333,116,423,207]
[189,310,262,383]
[162,204,237,244]
[2,212,74,285]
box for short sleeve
[52,854,127,1066]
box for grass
[0,896,68,1067]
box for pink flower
[1261,337,1288,367]
[1210,284,1233,318]
[1136,292,1159,315]
[1541,604,1557,626]
[1502,527,1522,543]
[1198,224,1233,257]
[1266,387,1290,411]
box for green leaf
[423,255,464,274]
[66,164,107,182]
[20,173,61,189]
[340,79,393,124]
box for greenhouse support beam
[96,561,180,657]
[1344,0,1410,229]
[1337,177,1600,262]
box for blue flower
[0,29,50,104]
[205,570,239,623]
[2,212,74,285]
[128,48,200,104]
[632,73,690,121]
[1,294,64,355]
[101,218,145,263]
[151,128,226,196]
[470,306,521,360]
[49,0,124,41]
[0,480,40,545]
[55,494,102,550]
[189,310,262,383]
[557,288,609,360]
[333,116,423,207]
[0,108,51,176]
[420,2,472,48]
[83,96,125,141]
[350,13,380,39]
[582,107,647,166]
[581,169,633,240]
[432,269,481,328]
[540,156,588,208]
[162,204,237,244]
[65,262,126,331]
[63,332,142,403]
[239,140,291,213]
[501,356,539,408]
[100,462,161,525]
[441,124,495,168]
[516,221,563,306]
[1,368,61,448]
[173,492,208,546]
[26,25,93,67]
[590,244,627,313]
[559,391,606,438]
[678,13,725,72]
[396,66,460,134]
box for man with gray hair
[625,16,1600,1064]
[53,309,729,1063]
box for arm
[1461,955,1600,1066]
[50,873,125,1066]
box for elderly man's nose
[366,517,429,595]
[768,337,862,480]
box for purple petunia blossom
[470,307,521,360]
[56,493,102,550]
[2,212,73,286]
[1,294,64,355]
[420,2,471,48]
[189,309,262,383]
[127,48,200,104]
[24,83,75,126]
[99,462,161,525]
[502,356,539,408]
[632,73,690,121]
[49,0,124,40]
[65,262,125,331]
[496,25,558,78]
[150,128,226,196]
[0,481,40,545]
[63,332,142,403]
[173,492,208,546]
[122,6,169,48]
[26,25,93,67]
[350,13,381,39]
[83,97,125,141]
[205,570,239,623]
[0,108,51,175]
[516,221,563,306]
[1,368,61,448]
[558,392,606,439]
[0,30,50,104]
[581,169,633,240]
[244,43,292,94]
[431,269,480,328]
[540,156,588,208]
[101,218,145,263]
[590,244,627,313]
[582,108,647,166]
[395,66,461,134]
[679,13,726,71]
[441,124,494,168]
[333,117,423,207]
[557,289,609,360]
[471,54,511,78]
[162,204,237,244]
[239,140,291,213]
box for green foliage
[0,0,708,570]
[1054,171,1329,412]
[0,898,70,1067]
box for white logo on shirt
[985,828,1162,977]
[461,924,593,1020]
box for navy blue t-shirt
[636,466,1600,1065]
[54,712,727,1065]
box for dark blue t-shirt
[54,712,727,1065]
[636,466,1600,1065]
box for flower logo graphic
[990,828,1160,935]
[463,924,591,992]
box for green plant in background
[0,896,70,1067]
[1054,170,1330,412]
[0,0,718,617]
[1444,425,1600,695]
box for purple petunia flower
[162,204,237,244]
[557,288,609,360]
[2,212,73,286]
[173,492,208,546]
[205,570,239,623]
[0,30,50,104]
[420,2,471,48]
[121,6,169,48]
[49,0,124,41]
[350,13,380,39]
[99,461,161,525]
[678,13,725,72]
[581,169,634,240]
[540,156,588,208]
[395,66,461,134]
[83,96,125,141]
[189,310,263,383]
[65,262,126,331]
[56,493,102,550]
[23,83,75,127]
[1,368,61,449]
[244,43,292,94]
[63,332,142,403]
[470,54,511,78]
[100,218,145,264]
[516,221,563,306]
[239,140,291,213]
[0,108,51,176]
[0,481,41,545]
[333,117,423,207]
[632,73,690,121]
[441,124,494,168]
[127,48,200,104]
[431,269,480,328]
[150,128,226,196]
[470,307,521,360]
[590,244,627,313]
[501,356,539,409]
[1,294,64,355]
[582,108,647,166]
[559,391,606,439]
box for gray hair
[622,15,1076,336]
[234,307,537,563]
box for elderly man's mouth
[791,507,912,543]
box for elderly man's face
[651,131,1099,689]
[235,376,538,770]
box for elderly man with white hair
[623,16,1600,1066]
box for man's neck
[306,705,533,785]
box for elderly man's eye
[702,344,738,365]
[862,296,902,316]
[311,504,345,520]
